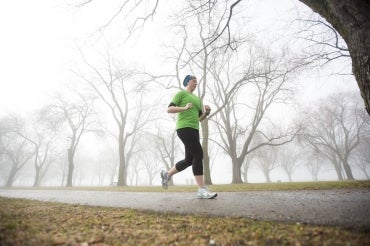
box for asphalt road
[1,188,369,229]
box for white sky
[0,1,72,114]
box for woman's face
[187,77,198,91]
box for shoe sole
[197,193,217,199]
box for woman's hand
[204,105,211,115]
[185,103,193,110]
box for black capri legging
[175,127,204,176]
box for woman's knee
[176,160,192,172]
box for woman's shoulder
[174,90,187,97]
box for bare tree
[305,149,324,181]
[153,122,179,186]
[99,143,119,185]
[42,92,96,187]
[3,138,34,187]
[140,150,161,186]
[302,92,368,180]
[210,47,302,183]
[278,144,302,182]
[255,145,279,183]
[0,116,34,187]
[78,53,150,186]
[18,111,58,187]
[128,157,144,186]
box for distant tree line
[1,85,368,187]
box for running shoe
[197,187,217,199]
[160,170,171,190]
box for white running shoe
[160,170,171,190]
[197,187,217,199]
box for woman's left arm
[199,105,211,121]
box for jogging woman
[160,75,217,199]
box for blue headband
[183,75,195,87]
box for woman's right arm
[167,103,192,114]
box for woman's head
[183,75,197,87]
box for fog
[0,0,369,187]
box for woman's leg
[162,129,193,186]
[174,128,199,173]
[176,128,204,187]
[167,166,178,177]
[194,175,205,187]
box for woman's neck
[186,87,194,94]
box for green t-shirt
[170,90,202,130]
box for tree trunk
[117,130,127,186]
[299,0,370,115]
[231,156,243,184]
[332,158,344,180]
[33,151,41,187]
[66,148,74,187]
[341,149,356,180]
[242,162,250,183]
[341,158,354,180]
[201,120,212,185]
[288,174,293,182]
[313,174,318,181]
[33,165,41,187]
[263,170,272,183]
[5,165,17,187]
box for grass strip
[5,180,370,193]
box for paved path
[1,188,369,229]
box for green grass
[1,180,369,245]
